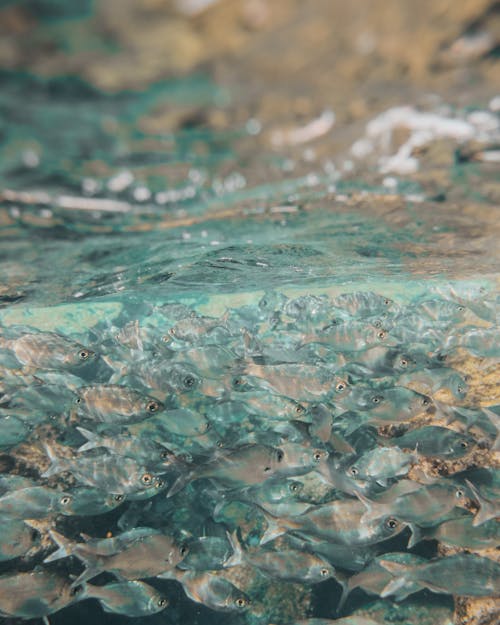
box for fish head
[377,515,406,541]
[305,561,337,583]
[147,593,169,614]
[65,347,97,367]
[143,397,164,415]
[228,590,251,611]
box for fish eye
[384,298,391,305]
[457,305,465,312]
[336,381,347,392]
[235,597,248,608]
[157,598,168,608]
[385,517,399,530]
[155,479,165,489]
[289,481,301,493]
[75,397,82,404]
[60,495,72,506]
[276,449,284,462]
[141,473,153,485]
[161,334,170,343]
[295,404,305,414]
[78,349,90,361]
[114,494,124,502]
[168,328,176,336]
[313,450,324,461]
[146,400,160,413]
[161,450,170,460]
[71,584,84,596]
[183,375,196,389]
[371,395,383,404]
[377,330,386,339]
[455,488,465,499]
[180,544,188,556]
[400,358,408,367]
[459,440,468,449]
[421,397,431,406]
[320,567,330,577]
[457,386,465,394]
[233,377,244,387]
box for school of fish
[0,288,498,624]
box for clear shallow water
[0,41,499,625]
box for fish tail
[44,530,75,563]
[335,572,351,614]
[75,426,101,452]
[258,509,287,545]
[407,523,424,548]
[465,479,496,526]
[166,470,193,498]
[224,530,245,568]
[41,443,65,478]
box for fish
[380,553,500,599]
[226,530,336,583]
[344,446,415,486]
[85,581,168,616]
[0,329,96,370]
[388,425,475,458]
[72,384,163,423]
[42,443,164,495]
[259,498,406,546]
[168,444,287,496]
[338,552,428,611]
[410,511,500,549]
[158,569,250,612]
[0,485,75,519]
[0,569,86,619]
[46,528,188,583]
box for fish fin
[407,524,424,549]
[354,490,384,522]
[42,616,51,625]
[378,560,410,577]
[465,479,496,526]
[44,530,75,563]
[483,408,500,451]
[76,426,100,452]
[376,478,389,488]
[40,444,65,478]
[380,577,411,600]
[166,470,194,498]
[335,572,351,614]
[71,566,103,587]
[224,530,245,568]
[329,431,355,453]
[259,510,287,545]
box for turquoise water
[0,34,499,625]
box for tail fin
[224,530,245,568]
[407,523,425,549]
[76,427,101,452]
[41,444,66,478]
[335,571,351,614]
[44,530,75,563]
[465,479,497,527]
[166,469,194,498]
[258,509,287,545]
